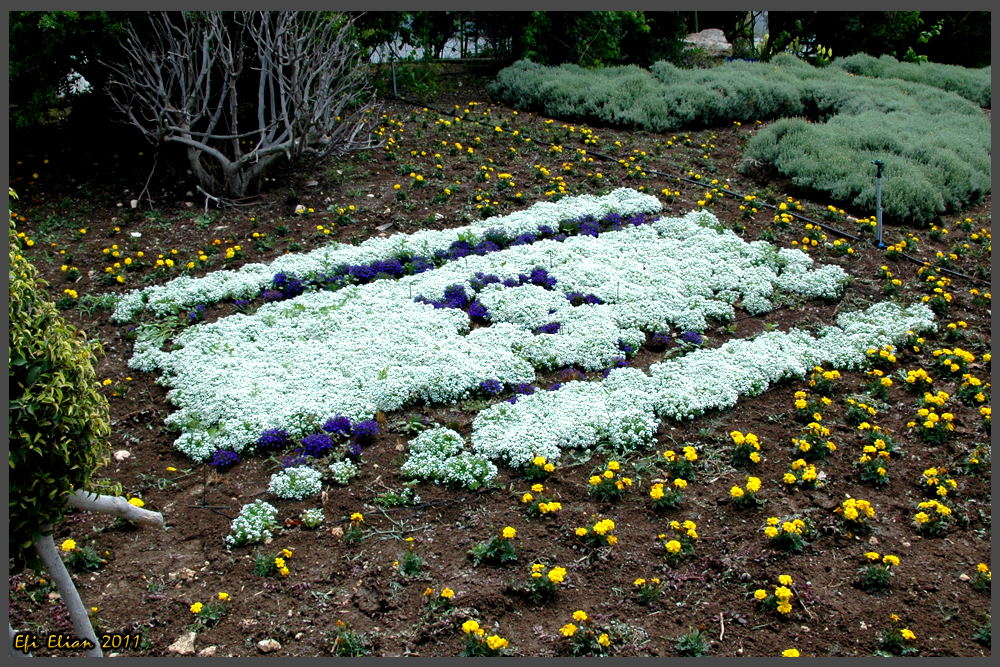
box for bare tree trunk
[33,526,103,657]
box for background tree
[105,11,383,199]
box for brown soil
[8,59,991,657]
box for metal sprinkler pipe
[872,160,885,248]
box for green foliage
[675,628,709,656]
[489,55,991,224]
[9,11,126,128]
[9,189,113,574]
[834,53,990,107]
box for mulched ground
[8,59,991,657]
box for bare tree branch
[105,11,382,198]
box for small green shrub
[834,53,990,107]
[10,189,114,574]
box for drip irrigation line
[387,94,988,286]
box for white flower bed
[130,206,854,461]
[111,189,664,322]
[130,206,860,460]
[224,499,278,548]
[268,465,324,500]
[471,301,935,467]
[399,427,497,490]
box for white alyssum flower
[300,508,325,529]
[328,459,359,486]
[400,427,497,490]
[225,499,278,548]
[130,207,849,461]
[112,189,663,322]
[471,301,933,467]
[268,465,323,500]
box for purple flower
[472,240,501,256]
[560,368,585,382]
[618,339,635,356]
[258,428,291,451]
[470,272,501,292]
[234,299,251,313]
[579,221,601,237]
[533,322,561,335]
[529,267,557,290]
[353,419,379,443]
[322,415,352,437]
[347,264,377,282]
[272,271,304,299]
[502,277,520,288]
[468,300,490,320]
[479,378,504,396]
[208,449,239,469]
[514,383,536,395]
[505,396,518,405]
[537,225,555,236]
[442,284,471,309]
[512,232,537,246]
[261,289,284,303]
[302,433,334,457]
[548,382,563,391]
[282,449,309,469]
[679,331,703,347]
[346,441,364,458]
[651,331,671,348]
[188,304,207,323]
[406,257,435,274]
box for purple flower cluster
[281,449,309,469]
[261,289,284,303]
[272,272,305,300]
[559,368,586,382]
[617,339,636,357]
[188,304,207,323]
[479,378,504,396]
[353,420,379,443]
[257,428,291,451]
[513,383,536,395]
[234,299,251,313]
[467,300,491,320]
[322,414,352,437]
[209,449,239,469]
[533,322,561,335]
[565,292,604,307]
[302,433,334,457]
[650,331,671,349]
[679,331,704,347]
[602,356,630,379]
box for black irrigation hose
[388,94,989,286]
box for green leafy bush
[488,56,990,223]
[9,190,113,573]
[834,53,990,107]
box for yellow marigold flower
[977,563,989,573]
[128,497,145,507]
[779,574,793,586]
[544,463,555,472]
[502,527,516,539]
[606,535,618,546]
[486,635,508,651]
[274,557,285,568]
[777,602,793,614]
[560,623,577,637]
[674,478,687,489]
[576,527,588,537]
[603,470,614,479]
[634,578,647,587]
[522,493,533,503]
[589,475,601,486]
[783,648,800,657]
[424,587,434,596]
[608,461,620,471]
[548,567,566,584]
[282,548,293,559]
[754,589,768,600]
[901,629,915,641]
[462,620,480,634]
[783,473,797,485]
[598,633,610,647]
[441,587,454,599]
[730,431,745,445]
[865,551,881,562]
[730,486,745,498]
[573,610,588,622]
[190,602,203,614]
[746,477,761,493]
[665,540,682,553]
[218,591,230,601]
[883,555,899,566]
[350,513,363,523]
[61,539,77,552]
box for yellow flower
[603,470,614,479]
[746,477,761,493]
[190,602,204,614]
[218,592,230,601]
[441,587,455,599]
[777,602,793,614]
[779,574,793,586]
[502,526,516,539]
[764,526,779,538]
[282,548,293,559]
[730,486,745,498]
[589,475,601,486]
[531,484,544,493]
[754,589,768,600]
[128,497,145,508]
[166,467,177,472]
[575,527,588,537]
[462,620,480,634]
[486,635,508,651]
[350,513,364,523]
[548,567,567,584]
[61,539,77,552]
[522,493,533,503]
[560,623,577,637]
[900,629,915,641]
[598,633,610,647]
[977,563,989,573]
[783,648,800,657]
[634,578,647,587]
[665,540,681,554]
[883,555,899,566]
[573,610,588,622]
[274,557,285,568]
[674,479,687,489]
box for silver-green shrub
[834,53,990,108]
